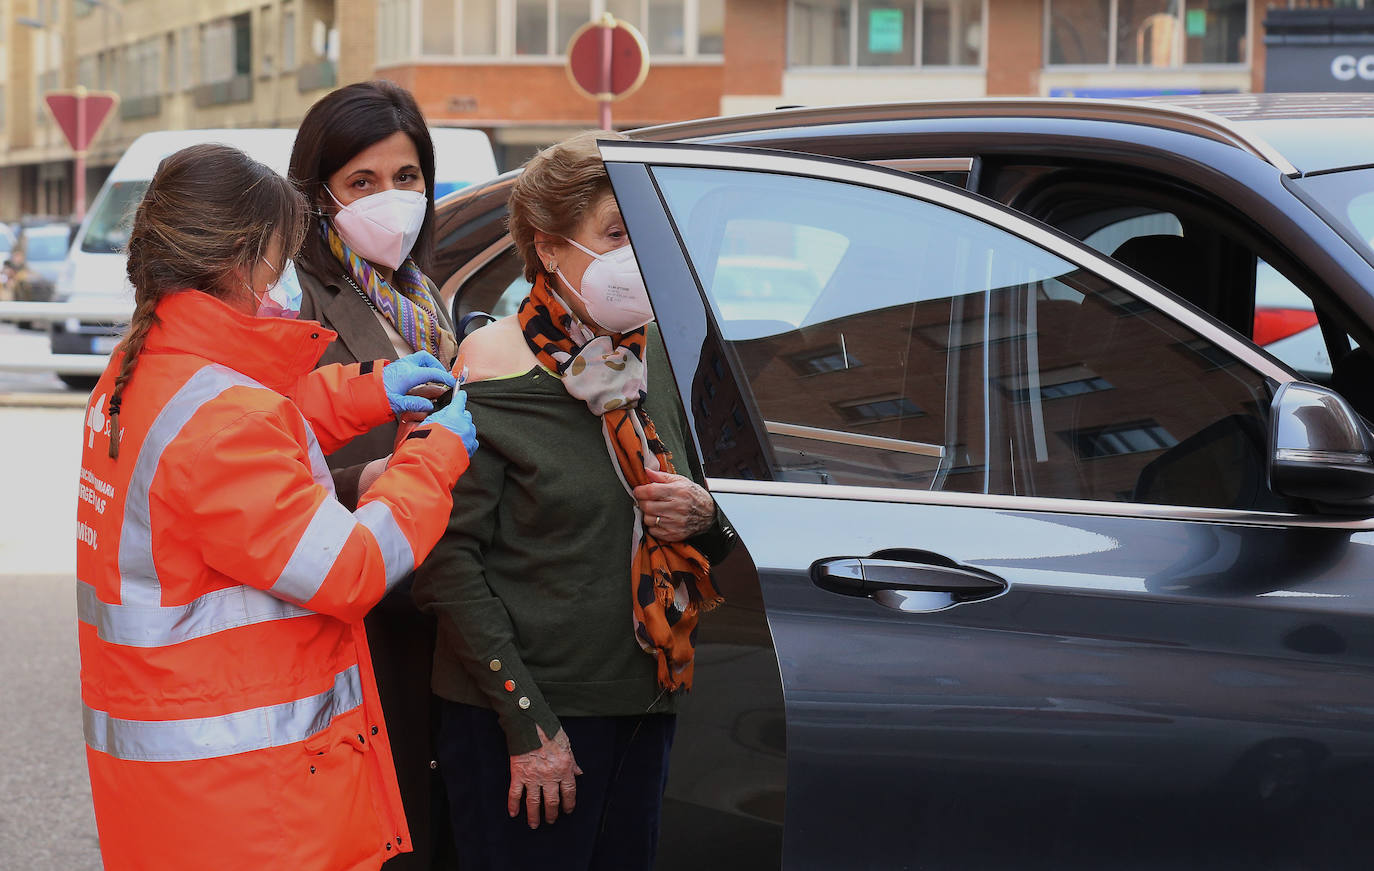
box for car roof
[109,129,299,179]
[633,93,1374,177]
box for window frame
[1042,0,1253,70]
[786,0,988,71]
[600,141,1346,528]
[387,0,725,65]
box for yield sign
[44,90,118,154]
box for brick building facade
[0,0,1360,221]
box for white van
[51,126,497,379]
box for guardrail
[0,301,133,323]
[0,302,131,377]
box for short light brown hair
[507,129,629,283]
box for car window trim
[706,477,1374,530]
[602,140,1296,388]
[603,140,1346,526]
[765,421,946,458]
[867,157,974,174]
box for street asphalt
[0,401,102,869]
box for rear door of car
[603,141,1374,870]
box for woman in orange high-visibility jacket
[76,143,478,871]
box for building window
[378,0,414,64]
[789,0,983,68]
[1047,0,1247,67]
[423,0,459,55]
[123,37,162,100]
[36,70,59,127]
[234,12,253,76]
[392,0,723,62]
[79,55,98,89]
[282,5,298,71]
[1001,364,1113,403]
[180,26,196,90]
[165,32,177,92]
[258,5,275,76]
[201,19,235,84]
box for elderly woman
[412,130,735,870]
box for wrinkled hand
[509,726,581,829]
[632,468,715,542]
[382,351,456,419]
[422,389,478,457]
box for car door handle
[811,556,1007,599]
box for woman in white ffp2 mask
[285,79,462,871]
[412,130,737,871]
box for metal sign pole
[74,86,88,221]
[599,17,613,129]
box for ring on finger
[652,515,660,527]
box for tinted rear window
[25,231,70,260]
[82,181,149,254]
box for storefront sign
[868,9,903,54]
[1267,45,1374,91]
[1186,9,1207,38]
[1264,10,1374,92]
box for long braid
[106,297,159,459]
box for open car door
[608,140,1374,870]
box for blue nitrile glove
[382,351,456,418]
[422,388,479,457]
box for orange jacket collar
[144,291,339,393]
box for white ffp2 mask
[326,185,427,270]
[555,238,654,334]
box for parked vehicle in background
[0,223,17,303]
[9,222,75,303]
[48,126,496,387]
[0,222,15,263]
[432,94,1374,869]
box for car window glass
[1082,212,1183,254]
[81,181,149,255]
[655,166,1281,510]
[491,275,533,318]
[1038,195,1332,381]
[452,248,532,322]
[1297,168,1374,258]
[1347,191,1374,242]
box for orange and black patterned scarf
[518,274,722,692]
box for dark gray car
[433,96,1374,869]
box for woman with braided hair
[75,142,478,870]
[412,130,736,870]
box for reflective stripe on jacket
[76,290,470,871]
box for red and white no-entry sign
[565,14,649,128]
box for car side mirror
[1269,381,1374,509]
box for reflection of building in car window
[790,344,862,375]
[711,255,823,326]
[1001,364,1112,403]
[836,395,925,424]
[1067,420,1178,460]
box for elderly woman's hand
[633,469,716,542]
[509,726,581,829]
